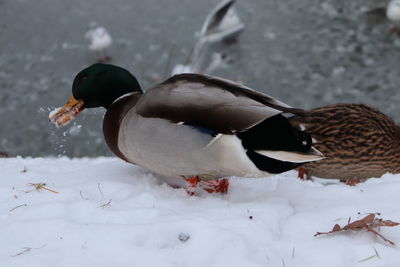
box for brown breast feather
[103,92,142,163]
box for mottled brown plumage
[289,104,400,180]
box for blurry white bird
[172,0,245,75]
[387,0,400,23]
[366,0,400,33]
[85,26,113,63]
[386,0,400,33]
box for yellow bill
[49,95,85,127]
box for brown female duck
[289,103,400,181]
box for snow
[48,107,61,120]
[1,157,400,267]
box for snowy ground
[1,157,399,267]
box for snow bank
[1,157,399,267]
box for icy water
[1,0,400,157]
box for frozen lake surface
[1,0,400,157]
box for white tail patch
[254,147,324,163]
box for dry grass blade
[25,183,59,194]
[80,190,89,200]
[11,245,46,257]
[9,204,27,212]
[97,183,104,198]
[11,247,33,257]
[97,199,112,208]
[358,247,381,262]
[315,213,399,245]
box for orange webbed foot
[186,176,200,196]
[186,177,229,195]
[341,178,363,186]
[298,167,312,180]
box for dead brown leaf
[315,213,399,245]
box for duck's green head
[72,63,142,108]
[50,63,142,127]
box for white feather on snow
[1,157,400,267]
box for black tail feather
[237,114,312,152]
[237,114,313,173]
[246,150,304,174]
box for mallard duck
[50,63,323,193]
[171,0,245,74]
[289,103,400,181]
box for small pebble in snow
[249,216,253,220]
[178,233,190,242]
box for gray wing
[201,0,236,35]
[192,0,245,73]
[136,73,304,134]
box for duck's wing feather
[136,73,305,134]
